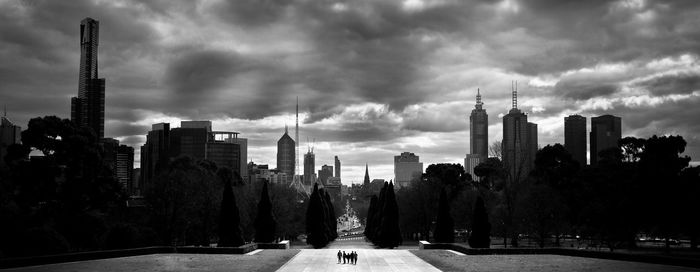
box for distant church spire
[363,163,370,186]
[284,123,288,134]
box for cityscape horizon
[2,1,700,184]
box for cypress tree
[370,183,388,240]
[218,180,245,247]
[254,181,276,243]
[306,183,329,248]
[434,188,454,243]
[325,191,338,240]
[364,195,378,241]
[377,182,402,248]
[468,196,491,248]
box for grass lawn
[410,250,700,272]
[2,250,300,272]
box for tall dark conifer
[325,191,338,240]
[306,183,329,248]
[434,188,454,243]
[218,179,245,247]
[377,182,402,248]
[254,181,276,243]
[469,196,491,248]
[364,195,378,241]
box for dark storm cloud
[554,80,619,100]
[635,72,700,95]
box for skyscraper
[116,145,134,195]
[470,89,488,158]
[277,126,295,181]
[565,115,587,166]
[590,114,622,166]
[502,82,536,180]
[318,164,333,185]
[140,123,170,192]
[465,89,488,180]
[0,113,21,168]
[71,17,105,138]
[334,156,341,179]
[303,149,315,185]
[394,152,423,189]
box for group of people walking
[337,250,358,264]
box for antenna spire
[475,88,483,109]
[3,105,5,117]
[512,80,518,109]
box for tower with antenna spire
[465,88,488,181]
[502,81,538,181]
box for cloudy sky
[2,0,700,183]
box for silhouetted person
[337,250,342,263]
[353,251,358,264]
[343,251,347,264]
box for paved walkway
[275,249,441,272]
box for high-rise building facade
[394,152,423,189]
[502,84,537,180]
[465,89,488,181]
[116,145,134,194]
[71,18,105,138]
[470,89,489,158]
[140,121,245,190]
[277,126,295,181]
[303,150,315,185]
[565,115,587,166]
[334,156,341,179]
[0,115,22,167]
[318,164,333,185]
[140,123,170,193]
[590,114,622,166]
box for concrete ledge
[420,243,700,269]
[257,240,290,249]
[0,244,258,269]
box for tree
[364,195,378,241]
[489,140,503,159]
[254,181,276,243]
[434,188,454,243]
[469,196,491,248]
[219,178,245,247]
[306,183,330,248]
[376,182,402,248]
[324,191,338,240]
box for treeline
[394,135,700,251]
[0,116,307,258]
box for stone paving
[275,249,441,272]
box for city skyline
[2,1,700,183]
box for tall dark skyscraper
[590,114,622,166]
[140,123,170,193]
[71,17,105,138]
[565,115,587,166]
[303,149,315,185]
[465,89,488,180]
[502,82,537,180]
[277,126,295,181]
[318,164,333,185]
[0,113,21,168]
[470,89,488,158]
